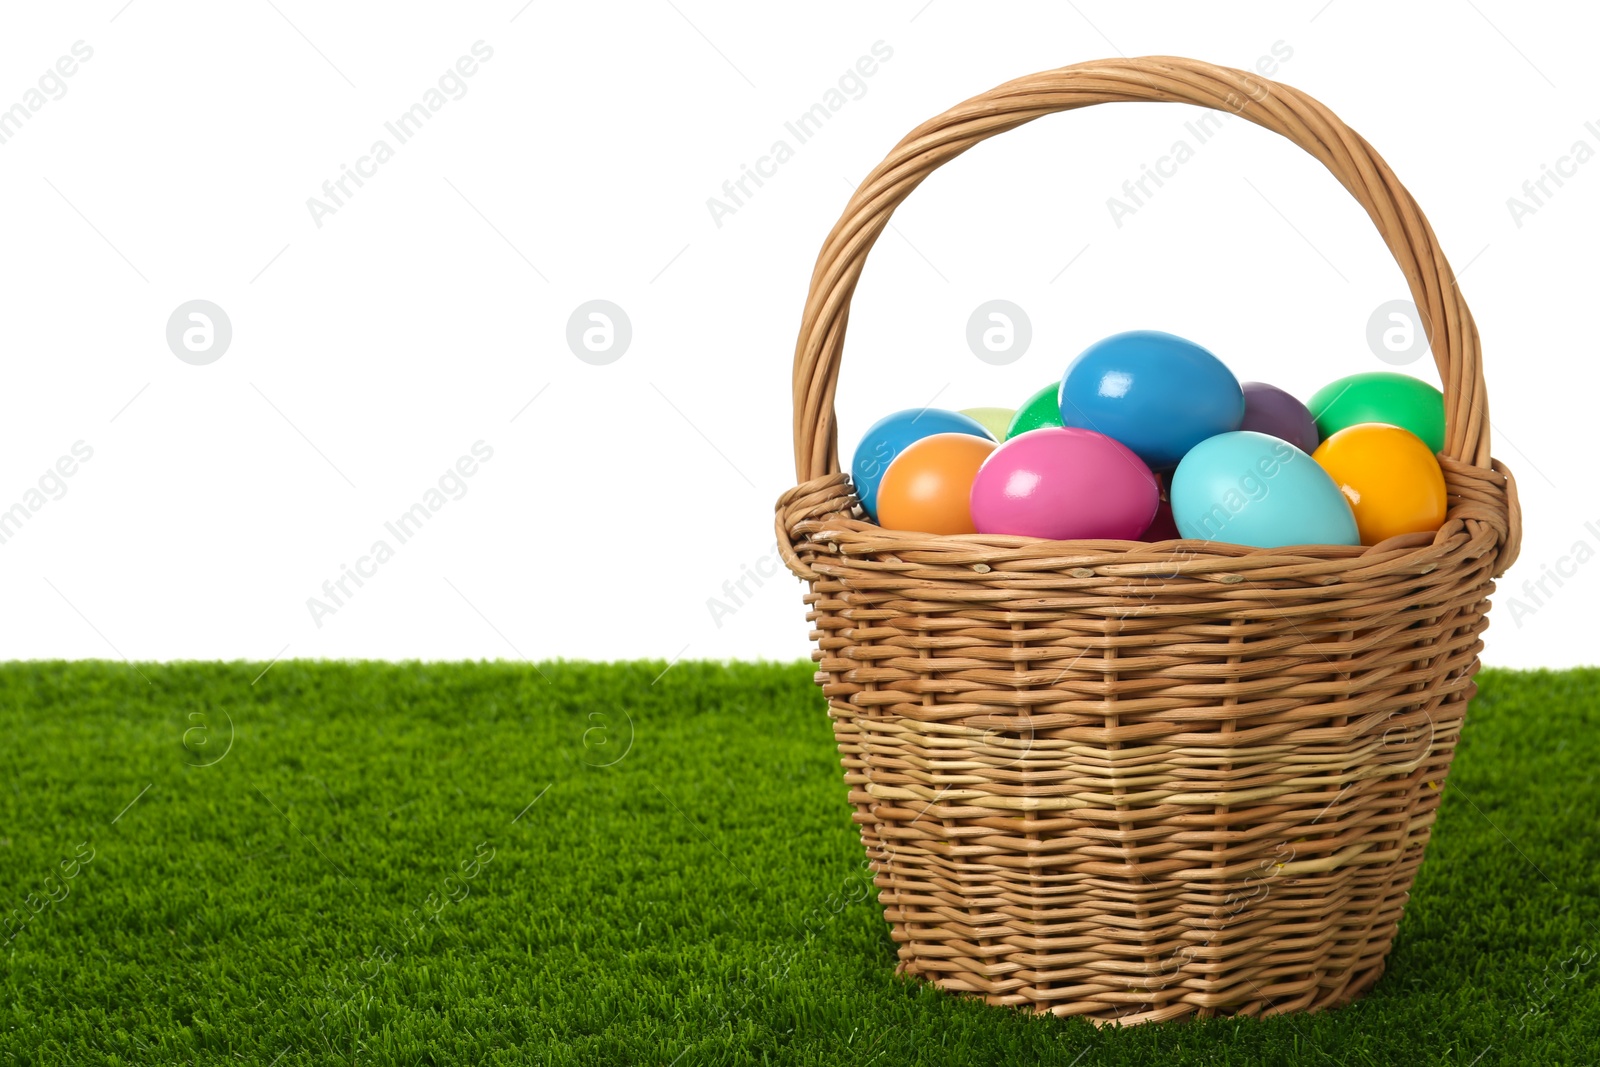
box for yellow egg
[958,407,1014,442]
[1312,423,1447,545]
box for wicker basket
[775,56,1522,1024]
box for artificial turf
[0,661,1596,1066]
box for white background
[0,1,1593,668]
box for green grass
[0,661,1597,1066]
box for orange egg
[876,432,997,534]
[1312,422,1447,546]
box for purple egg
[1240,382,1319,455]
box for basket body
[784,468,1506,1023]
[777,57,1522,1022]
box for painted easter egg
[969,427,1158,540]
[851,408,993,520]
[1058,330,1244,469]
[1240,381,1319,455]
[1312,423,1448,545]
[1170,431,1359,548]
[1308,372,1446,454]
[1005,383,1065,439]
[960,407,1015,442]
[876,433,998,535]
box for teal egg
[1170,431,1359,548]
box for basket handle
[791,56,1498,484]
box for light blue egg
[1171,431,1359,548]
[851,408,994,520]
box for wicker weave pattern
[776,57,1521,1023]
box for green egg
[1005,383,1064,439]
[1308,372,1446,454]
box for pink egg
[970,427,1159,540]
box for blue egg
[851,408,994,520]
[1170,431,1359,548]
[1058,331,1244,469]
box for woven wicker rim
[779,56,1520,580]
